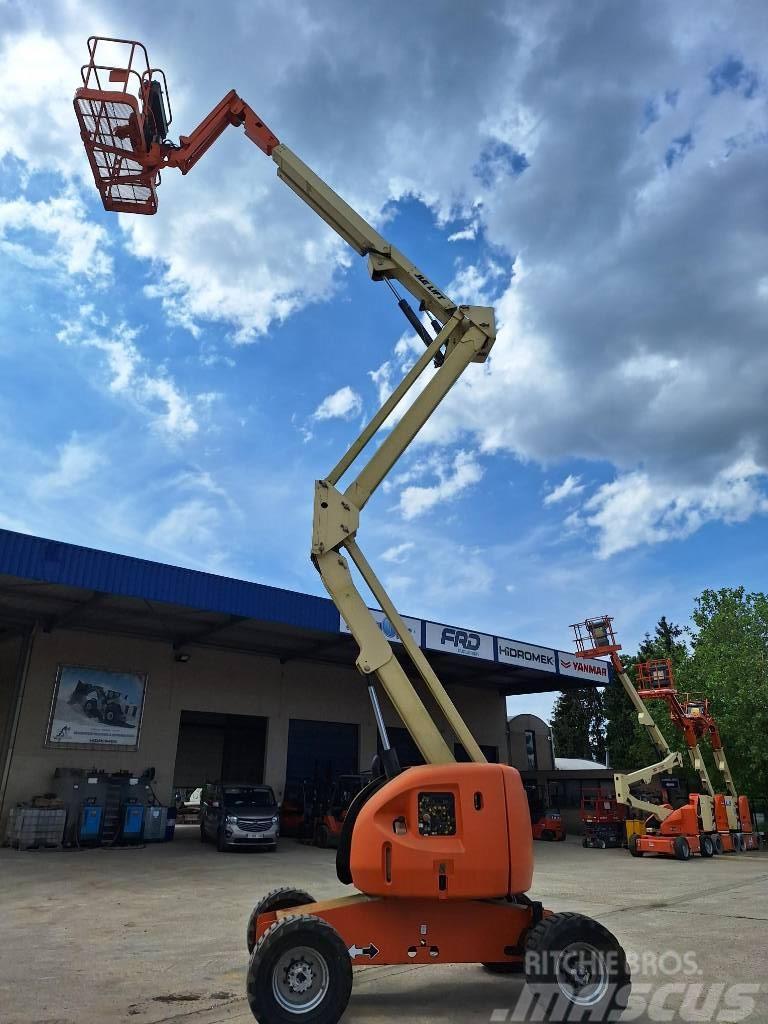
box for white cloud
[398,450,483,520]
[569,457,768,558]
[30,435,105,497]
[312,385,362,421]
[543,474,585,506]
[0,194,112,280]
[380,541,415,564]
[57,308,200,440]
[147,499,220,551]
[447,221,479,243]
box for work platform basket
[73,37,171,214]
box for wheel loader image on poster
[68,680,138,727]
[74,36,632,1023]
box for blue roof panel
[0,528,338,633]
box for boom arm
[98,73,496,764]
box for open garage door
[173,711,267,792]
[286,719,358,784]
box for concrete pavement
[1,825,766,1023]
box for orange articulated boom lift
[74,37,632,1024]
[572,616,713,860]
[634,660,759,853]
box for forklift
[74,38,632,1022]
[524,783,566,842]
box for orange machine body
[254,894,545,968]
[635,803,702,857]
[350,763,533,900]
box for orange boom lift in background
[74,38,631,1024]
[572,616,759,859]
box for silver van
[200,781,280,851]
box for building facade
[0,529,610,832]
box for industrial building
[0,528,611,838]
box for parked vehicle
[200,782,279,851]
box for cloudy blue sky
[1,1,767,722]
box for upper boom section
[74,36,491,356]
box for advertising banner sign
[340,610,422,646]
[46,664,147,750]
[425,621,495,660]
[557,654,611,683]
[497,638,557,673]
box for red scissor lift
[580,787,626,849]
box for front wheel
[541,829,555,842]
[247,888,317,954]
[700,834,714,858]
[674,836,691,861]
[524,912,630,1021]
[628,835,643,858]
[713,834,723,855]
[247,914,352,1024]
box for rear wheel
[542,829,555,842]
[524,912,630,1021]
[247,888,317,954]
[247,914,352,1024]
[628,835,643,857]
[598,839,606,850]
[699,834,714,858]
[713,834,723,855]
[674,836,691,861]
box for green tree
[684,588,768,802]
[551,688,606,762]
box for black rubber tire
[247,914,352,1024]
[217,828,227,852]
[700,834,714,858]
[598,839,606,850]
[482,960,524,974]
[582,837,589,848]
[524,911,630,1021]
[628,835,643,857]
[674,836,691,861]
[104,704,120,724]
[713,834,723,855]
[83,700,97,717]
[542,829,555,842]
[247,888,317,954]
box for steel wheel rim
[272,945,330,1014]
[555,941,609,1007]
